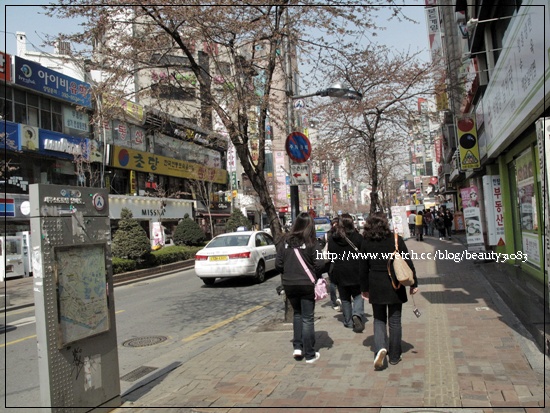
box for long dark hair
[285,212,316,247]
[333,213,355,239]
[363,212,392,241]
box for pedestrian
[427,208,435,236]
[327,213,365,332]
[408,211,416,237]
[444,210,454,239]
[326,217,342,311]
[360,212,419,370]
[435,212,446,240]
[415,210,423,241]
[275,212,325,363]
[423,209,432,236]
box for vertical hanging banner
[460,185,485,251]
[482,175,506,246]
[456,116,481,170]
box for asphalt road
[1,267,282,409]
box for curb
[2,260,196,312]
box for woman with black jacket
[360,212,419,370]
[328,213,366,332]
[275,212,325,363]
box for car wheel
[201,278,216,286]
[255,261,265,283]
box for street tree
[45,2,414,239]
[308,43,439,214]
[112,208,151,260]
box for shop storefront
[109,195,195,248]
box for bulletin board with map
[55,244,110,348]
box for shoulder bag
[294,248,328,301]
[387,232,414,289]
[343,235,359,252]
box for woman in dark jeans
[360,212,419,370]
[328,213,365,332]
[276,212,325,363]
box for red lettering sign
[0,52,11,82]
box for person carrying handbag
[325,217,342,311]
[328,213,366,332]
[275,212,325,363]
[360,212,419,370]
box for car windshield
[314,218,330,225]
[206,235,250,248]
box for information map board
[55,244,109,347]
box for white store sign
[482,175,506,246]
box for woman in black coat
[360,212,419,370]
[327,213,365,332]
[275,212,325,363]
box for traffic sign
[290,163,311,185]
[285,132,311,163]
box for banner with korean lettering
[14,56,91,108]
[111,146,227,184]
[482,175,506,246]
[0,52,11,82]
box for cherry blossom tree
[44,1,419,238]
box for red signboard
[0,52,11,82]
[435,136,442,163]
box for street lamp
[287,83,362,222]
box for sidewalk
[113,235,548,411]
[3,237,549,410]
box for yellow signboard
[112,146,227,184]
[102,95,145,124]
[456,116,480,170]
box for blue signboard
[40,129,89,160]
[285,132,311,163]
[0,120,21,151]
[14,56,92,108]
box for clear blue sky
[3,3,431,60]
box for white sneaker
[374,348,387,370]
[336,298,342,307]
[305,352,320,364]
[293,349,303,359]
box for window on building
[27,93,39,127]
[151,83,195,101]
[0,86,13,121]
[150,53,191,68]
[51,100,63,132]
[8,88,64,132]
[14,89,27,124]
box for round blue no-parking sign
[285,132,311,163]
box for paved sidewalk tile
[113,238,548,411]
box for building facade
[430,1,548,288]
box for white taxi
[194,231,277,285]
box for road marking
[182,303,268,343]
[4,307,35,316]
[1,334,37,348]
[1,316,36,333]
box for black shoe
[352,315,364,333]
[389,356,402,365]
